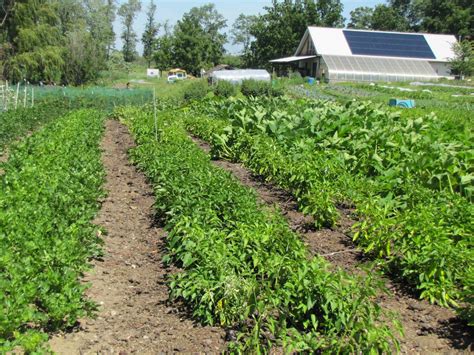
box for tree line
[0,0,472,84]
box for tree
[142,0,158,67]
[371,4,409,31]
[0,0,15,28]
[246,0,344,67]
[449,40,473,77]
[3,0,65,83]
[417,0,473,38]
[153,21,174,70]
[172,4,227,75]
[348,7,374,29]
[118,0,141,62]
[231,14,258,56]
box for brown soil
[191,136,473,354]
[49,120,225,354]
[0,151,7,174]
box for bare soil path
[49,120,225,354]
[192,136,473,354]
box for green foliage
[118,0,142,62]
[213,80,238,98]
[449,40,474,77]
[0,99,70,153]
[240,0,344,67]
[183,80,211,102]
[184,96,473,309]
[118,106,400,352]
[172,4,227,75]
[2,0,114,84]
[0,109,106,351]
[241,80,282,97]
[152,21,175,70]
[348,6,374,29]
[346,0,473,37]
[141,0,158,67]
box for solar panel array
[343,30,436,59]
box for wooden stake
[15,82,20,109]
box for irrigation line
[319,249,358,257]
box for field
[0,76,472,353]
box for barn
[270,27,457,82]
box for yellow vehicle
[167,68,187,83]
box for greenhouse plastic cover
[210,69,271,83]
[322,55,442,82]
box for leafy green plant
[183,80,211,102]
[213,80,238,98]
[183,95,473,309]
[117,106,400,352]
[0,109,106,351]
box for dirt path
[192,136,473,354]
[49,120,225,354]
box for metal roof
[295,27,457,62]
[270,55,317,63]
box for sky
[114,0,385,55]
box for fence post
[15,82,20,109]
[153,88,158,141]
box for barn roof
[295,27,457,62]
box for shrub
[183,80,210,102]
[241,79,284,98]
[214,80,238,98]
[241,79,270,97]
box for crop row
[183,97,473,317]
[0,110,106,351]
[0,89,153,155]
[118,106,401,352]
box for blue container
[307,77,315,85]
[389,99,415,108]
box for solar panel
[343,30,436,59]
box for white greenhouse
[270,27,457,82]
[210,69,271,84]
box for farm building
[270,27,457,82]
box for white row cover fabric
[210,69,271,84]
[270,55,316,63]
[322,55,443,82]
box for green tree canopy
[172,3,227,75]
[3,0,64,83]
[371,4,410,31]
[348,7,374,29]
[245,0,344,67]
[153,21,174,70]
[449,40,474,76]
[118,0,141,62]
[142,0,158,67]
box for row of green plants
[0,110,106,352]
[183,96,473,318]
[118,106,401,352]
[183,79,284,103]
[0,100,72,154]
[0,88,153,155]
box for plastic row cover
[323,55,444,82]
[210,70,271,84]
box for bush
[241,79,283,97]
[183,80,210,102]
[214,80,238,98]
[241,79,270,97]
